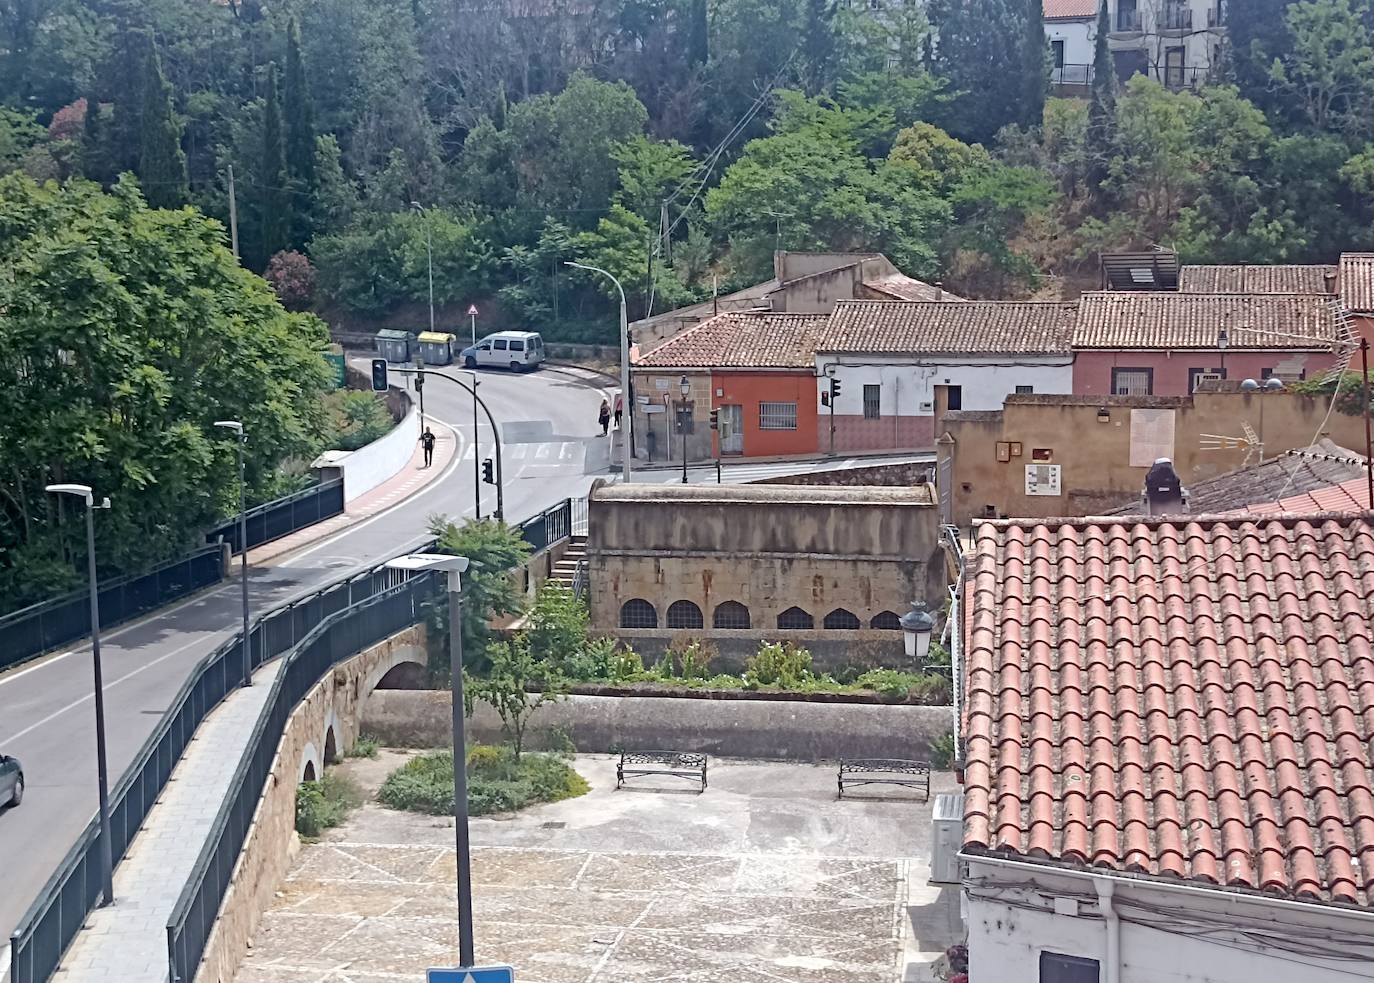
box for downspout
[1095,877,1121,983]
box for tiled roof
[819,301,1075,355]
[1232,475,1372,516]
[632,311,828,369]
[963,514,1374,906]
[1073,292,1338,349]
[1341,254,1374,312]
[1043,0,1097,18]
[1105,440,1368,516]
[1179,265,1337,295]
[860,273,956,302]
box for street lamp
[900,601,935,668]
[384,552,474,966]
[46,482,116,908]
[214,421,252,688]
[565,261,632,484]
[410,202,436,336]
[679,375,691,484]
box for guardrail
[6,560,421,983]
[165,574,436,982]
[205,478,345,555]
[516,497,585,554]
[0,546,224,673]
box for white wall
[965,859,1374,983]
[1046,19,1093,77]
[814,354,1074,417]
[318,402,421,503]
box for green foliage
[378,746,588,816]
[295,772,364,838]
[929,733,957,770]
[928,0,1044,143]
[325,390,394,451]
[347,734,381,758]
[469,636,568,757]
[259,63,289,269]
[1086,0,1117,187]
[1269,0,1374,136]
[0,108,46,175]
[426,515,531,674]
[745,641,817,688]
[284,18,315,246]
[138,48,188,210]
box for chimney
[1143,458,1186,515]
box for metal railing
[165,574,436,982]
[517,497,585,554]
[205,478,345,555]
[1162,4,1192,28]
[6,559,419,983]
[1115,8,1142,30]
[0,546,224,673]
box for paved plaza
[235,754,960,983]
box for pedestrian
[421,427,436,468]
[614,393,624,431]
[598,399,611,436]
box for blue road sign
[427,967,514,983]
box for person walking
[614,393,624,431]
[598,399,611,436]
[420,427,436,468]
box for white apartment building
[1046,0,1226,91]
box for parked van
[460,331,545,371]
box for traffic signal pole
[395,368,505,521]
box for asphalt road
[0,363,609,948]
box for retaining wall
[362,690,952,762]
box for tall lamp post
[214,421,252,687]
[385,553,473,966]
[565,261,632,483]
[411,201,436,336]
[679,374,691,484]
[46,483,116,907]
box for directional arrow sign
[427,967,514,983]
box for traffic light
[820,390,830,407]
[830,377,842,399]
[482,458,495,484]
[370,359,388,392]
[709,409,719,430]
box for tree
[283,17,315,245]
[1269,0,1374,136]
[1086,0,1118,187]
[427,516,531,675]
[1020,0,1049,128]
[469,637,567,758]
[686,0,708,66]
[81,95,113,184]
[802,0,837,94]
[1229,0,1299,113]
[259,62,289,269]
[611,134,698,225]
[263,250,316,310]
[137,47,187,209]
[928,0,1031,144]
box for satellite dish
[1240,378,1260,391]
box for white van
[460,331,545,371]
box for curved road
[0,364,608,947]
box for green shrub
[930,733,957,770]
[665,637,717,679]
[746,642,817,688]
[379,746,588,817]
[347,734,380,758]
[295,772,364,837]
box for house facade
[1044,0,1226,92]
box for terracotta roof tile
[633,311,827,369]
[1228,475,1372,516]
[820,300,1075,355]
[1043,0,1097,18]
[1179,265,1338,295]
[1074,293,1340,349]
[963,513,1374,907]
[859,272,957,302]
[1341,254,1374,313]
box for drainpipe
[1095,877,1121,983]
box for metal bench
[837,758,930,801]
[616,750,707,792]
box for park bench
[616,750,708,792]
[837,758,930,801]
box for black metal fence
[205,478,345,555]
[517,497,585,553]
[165,575,435,982]
[0,546,224,673]
[6,560,421,983]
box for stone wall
[362,690,953,762]
[759,462,935,487]
[193,625,428,983]
[611,627,906,670]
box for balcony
[1162,5,1193,29]
[1163,64,1209,90]
[1114,9,1142,31]
[1207,5,1223,26]
[1051,63,1094,88]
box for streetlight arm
[395,368,506,520]
[565,260,627,308]
[566,260,633,484]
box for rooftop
[1043,0,1097,18]
[860,272,955,302]
[1073,292,1339,349]
[1179,264,1337,295]
[1231,474,1372,516]
[589,481,936,506]
[1341,253,1374,312]
[820,300,1076,355]
[963,513,1374,907]
[631,311,828,369]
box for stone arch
[777,606,814,630]
[323,725,339,765]
[870,610,902,630]
[713,601,751,629]
[299,741,322,783]
[619,598,658,628]
[823,607,861,630]
[666,600,704,630]
[356,640,431,729]
[375,661,428,689]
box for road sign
[467,304,479,316]
[427,967,514,983]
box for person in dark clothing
[421,427,436,468]
[614,393,624,430]
[598,399,611,436]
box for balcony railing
[1162,5,1193,29]
[1207,5,1223,26]
[1115,9,1142,30]
[1051,63,1094,86]
[1051,63,1213,90]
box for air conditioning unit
[930,791,964,884]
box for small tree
[470,638,567,758]
[264,249,316,310]
[427,515,532,675]
[1086,0,1118,188]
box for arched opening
[776,606,814,630]
[301,760,317,782]
[323,726,339,765]
[713,601,751,629]
[666,600,704,630]
[823,608,861,630]
[620,598,658,628]
[870,610,902,630]
[375,661,427,689]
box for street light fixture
[214,421,252,688]
[410,202,436,337]
[46,482,116,908]
[679,374,690,484]
[900,601,935,668]
[384,552,474,967]
[565,261,632,484]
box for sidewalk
[56,660,284,983]
[247,425,457,565]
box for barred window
[776,606,814,630]
[870,610,902,630]
[713,601,751,629]
[863,384,881,419]
[666,600,704,630]
[759,401,798,430]
[619,598,657,629]
[823,608,861,630]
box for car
[0,754,22,808]
[460,331,545,372]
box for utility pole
[227,165,239,260]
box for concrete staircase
[550,535,588,593]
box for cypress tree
[1021,0,1048,127]
[259,63,289,267]
[802,0,836,95]
[1086,0,1117,187]
[283,18,315,245]
[686,0,709,68]
[493,81,508,131]
[138,48,188,209]
[929,0,1029,144]
[82,94,112,185]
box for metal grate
[823,608,861,630]
[712,601,751,629]
[758,401,798,431]
[666,600,704,630]
[863,384,881,419]
[870,610,901,630]
[619,598,657,629]
[776,606,814,630]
